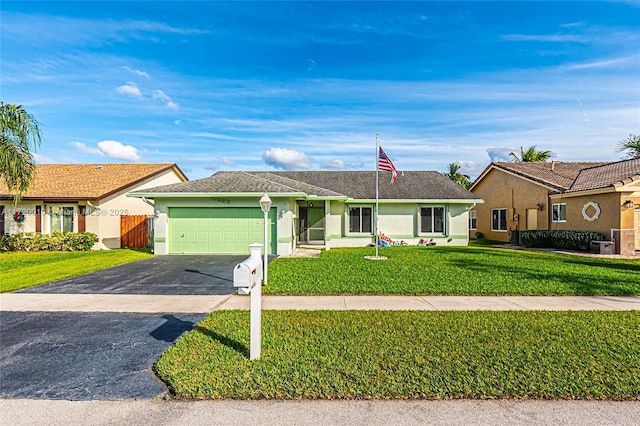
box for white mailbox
[233,243,263,294]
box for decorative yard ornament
[13,211,25,223]
[582,202,601,222]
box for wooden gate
[120,215,152,248]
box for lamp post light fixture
[259,193,272,286]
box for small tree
[0,102,43,202]
[509,145,554,162]
[443,162,471,188]
[616,134,640,160]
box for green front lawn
[155,310,640,400]
[0,249,154,292]
[267,246,640,295]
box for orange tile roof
[487,161,609,190]
[0,163,186,200]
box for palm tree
[0,102,43,201]
[509,145,554,162]
[443,162,471,188]
[616,134,640,160]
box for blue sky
[2,1,639,179]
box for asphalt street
[0,311,205,400]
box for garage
[168,207,276,254]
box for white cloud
[123,66,150,79]
[486,147,514,162]
[116,82,142,97]
[97,140,142,161]
[561,54,639,71]
[152,89,178,110]
[71,141,102,155]
[320,159,346,170]
[218,156,235,166]
[457,160,485,177]
[33,153,56,163]
[70,140,142,162]
[263,148,311,170]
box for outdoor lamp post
[259,193,272,286]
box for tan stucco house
[0,163,187,249]
[129,171,482,256]
[469,159,640,255]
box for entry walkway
[2,293,639,313]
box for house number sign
[582,201,600,222]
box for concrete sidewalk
[1,293,639,313]
[2,399,639,426]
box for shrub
[474,231,484,239]
[0,232,97,252]
[520,230,604,251]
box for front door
[526,209,538,230]
[298,202,325,245]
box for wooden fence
[120,215,153,248]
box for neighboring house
[0,164,188,249]
[469,159,640,255]
[129,171,482,256]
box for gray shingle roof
[566,159,640,192]
[135,171,480,201]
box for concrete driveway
[18,255,246,295]
[2,255,245,400]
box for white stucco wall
[1,168,185,250]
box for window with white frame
[552,203,566,222]
[469,210,477,230]
[50,206,74,233]
[420,206,445,234]
[491,208,508,231]
[348,206,372,234]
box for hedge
[0,231,98,252]
[520,230,604,251]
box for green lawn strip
[155,310,640,400]
[0,250,153,292]
[266,246,640,295]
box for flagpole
[375,133,380,258]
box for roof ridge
[237,171,301,193]
[255,172,346,197]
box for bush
[0,232,97,252]
[474,231,484,239]
[520,230,604,251]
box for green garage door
[168,207,276,254]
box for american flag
[378,146,398,184]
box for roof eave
[127,191,308,198]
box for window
[469,210,477,230]
[420,206,445,234]
[50,206,74,232]
[491,208,507,231]
[348,206,372,233]
[552,203,566,222]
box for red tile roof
[0,163,186,200]
[566,159,640,192]
[481,161,609,191]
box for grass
[155,310,640,400]
[0,249,154,292]
[266,246,640,295]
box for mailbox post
[232,243,263,360]
[248,243,262,360]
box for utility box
[233,243,263,294]
[590,241,614,255]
